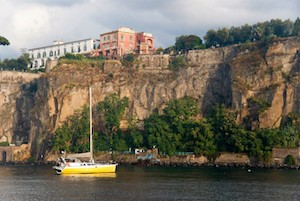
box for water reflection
[0,165,299,201]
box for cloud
[0,0,299,59]
[29,0,90,7]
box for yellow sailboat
[52,87,117,175]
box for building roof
[100,27,136,36]
[28,38,99,51]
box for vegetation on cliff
[51,96,299,162]
[52,94,129,153]
[163,18,300,53]
[0,53,31,71]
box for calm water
[0,164,299,201]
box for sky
[0,0,299,59]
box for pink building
[99,27,155,59]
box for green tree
[97,94,129,147]
[168,56,187,71]
[0,53,31,71]
[284,155,296,166]
[292,17,300,36]
[181,119,217,157]
[52,105,90,153]
[70,105,90,153]
[52,123,73,152]
[155,47,164,54]
[269,19,293,37]
[163,96,198,137]
[145,97,201,155]
[175,35,204,52]
[0,36,9,46]
[163,46,175,54]
[216,28,230,46]
[125,117,145,148]
[145,111,180,155]
[204,29,218,47]
[163,96,198,122]
[279,124,299,148]
[208,104,242,152]
[255,128,280,161]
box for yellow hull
[54,163,117,174]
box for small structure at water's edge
[136,148,160,165]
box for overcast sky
[0,0,299,59]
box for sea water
[0,164,299,201]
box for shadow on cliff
[12,79,39,145]
[290,52,300,116]
[201,63,232,117]
[12,78,50,162]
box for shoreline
[1,160,299,170]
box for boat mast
[89,86,94,162]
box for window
[121,35,124,41]
[103,36,106,41]
[71,47,74,53]
[37,53,41,58]
[113,34,116,40]
[54,51,56,56]
[57,49,60,56]
[108,36,110,41]
[49,50,53,57]
[83,44,87,51]
[64,48,66,54]
[130,35,133,41]
[78,46,81,52]
[43,52,46,58]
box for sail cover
[66,152,92,159]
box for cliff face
[0,72,40,145]
[1,37,300,161]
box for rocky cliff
[1,36,300,162]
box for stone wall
[138,54,170,70]
[214,153,250,165]
[0,144,30,163]
[103,60,122,73]
[45,59,58,73]
[272,147,300,165]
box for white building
[28,38,100,69]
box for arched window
[43,52,46,58]
[78,46,81,52]
[37,53,41,58]
[49,50,53,57]
[83,44,87,51]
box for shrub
[61,53,84,60]
[284,155,296,166]
[168,56,188,71]
[0,142,9,146]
